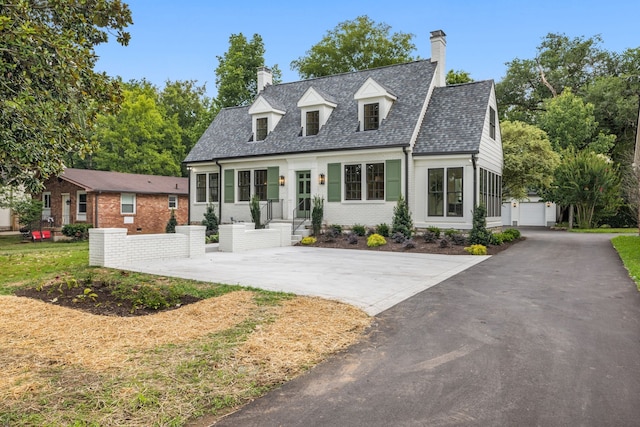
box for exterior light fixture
[279,175,285,186]
[512,202,517,208]
[546,201,551,207]
[319,173,326,185]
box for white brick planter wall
[89,226,205,267]
[218,223,292,252]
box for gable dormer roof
[248,94,286,115]
[185,60,437,162]
[413,80,494,155]
[297,86,337,108]
[353,77,397,101]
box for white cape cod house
[184,30,503,231]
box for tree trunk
[568,204,574,230]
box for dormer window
[249,95,285,142]
[306,111,320,136]
[256,117,268,141]
[354,77,396,132]
[364,103,380,131]
[297,87,337,137]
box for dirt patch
[301,234,523,255]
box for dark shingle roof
[185,60,437,162]
[414,80,494,155]
[59,168,188,195]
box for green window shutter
[267,166,279,200]
[385,159,401,201]
[224,169,234,203]
[327,163,341,202]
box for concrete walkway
[120,246,488,315]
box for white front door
[61,194,70,225]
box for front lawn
[0,235,370,426]
[569,228,638,234]
[612,235,640,290]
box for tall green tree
[538,88,616,154]
[215,33,281,107]
[90,81,183,176]
[0,0,132,192]
[496,33,610,122]
[544,150,621,228]
[501,121,560,200]
[446,70,474,85]
[290,16,417,79]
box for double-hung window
[196,172,219,203]
[256,117,268,141]
[196,174,206,202]
[428,169,444,216]
[366,163,384,200]
[344,164,362,200]
[254,169,267,201]
[344,162,385,201]
[306,111,320,136]
[208,173,219,202]
[363,103,380,131]
[168,195,178,209]
[121,193,136,214]
[238,171,251,201]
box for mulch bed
[301,234,523,255]
[14,280,202,317]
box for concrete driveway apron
[120,246,487,316]
[210,229,640,426]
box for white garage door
[520,202,545,226]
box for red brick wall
[96,193,188,234]
[38,177,188,234]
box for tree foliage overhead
[446,70,474,85]
[0,0,132,192]
[501,120,560,200]
[215,33,281,108]
[290,15,418,79]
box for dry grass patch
[0,291,371,426]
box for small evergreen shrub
[311,195,324,236]
[391,195,414,238]
[376,223,390,237]
[301,236,317,245]
[426,226,441,239]
[403,239,416,249]
[165,209,177,233]
[202,203,219,234]
[352,224,366,236]
[423,230,438,243]
[367,233,387,247]
[391,231,406,244]
[468,204,492,246]
[61,223,93,241]
[464,244,488,255]
[249,195,262,229]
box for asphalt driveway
[211,229,640,426]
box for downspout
[403,146,409,204]
[187,171,191,224]
[216,160,222,221]
[471,153,478,207]
[94,191,100,228]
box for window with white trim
[121,193,136,214]
[256,117,268,141]
[428,167,463,217]
[195,172,219,203]
[344,162,384,201]
[77,191,87,220]
[168,195,178,209]
[238,171,251,201]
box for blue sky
[95,0,639,98]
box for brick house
[37,168,188,234]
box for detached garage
[503,198,556,227]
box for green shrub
[311,195,324,236]
[249,195,262,229]
[351,224,366,236]
[427,226,441,238]
[468,205,492,246]
[301,236,317,245]
[464,244,488,255]
[205,234,219,244]
[444,228,457,238]
[491,233,505,245]
[61,223,93,241]
[503,228,521,240]
[376,223,390,237]
[202,203,218,234]
[391,194,414,238]
[367,233,387,247]
[112,282,183,312]
[328,224,343,235]
[166,209,177,233]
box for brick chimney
[257,66,272,93]
[430,30,446,87]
